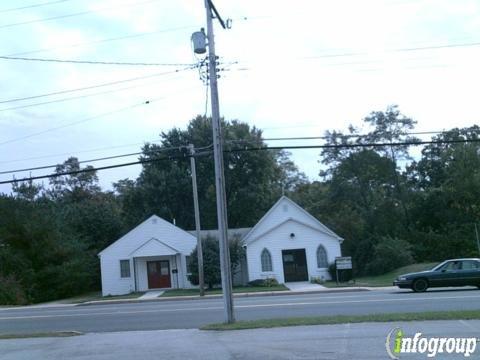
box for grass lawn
[323,262,438,288]
[201,310,480,331]
[58,291,145,304]
[0,331,83,340]
[161,285,288,297]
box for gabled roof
[246,217,343,245]
[98,214,196,257]
[129,237,180,257]
[242,196,343,244]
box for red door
[147,260,171,289]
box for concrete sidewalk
[0,286,393,310]
[285,281,326,291]
[2,320,479,360]
[79,286,377,306]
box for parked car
[393,258,480,292]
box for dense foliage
[187,236,244,289]
[1,111,479,304]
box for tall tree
[116,115,306,229]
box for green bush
[248,278,279,287]
[365,236,413,275]
[188,236,245,289]
[328,263,353,282]
[0,275,28,305]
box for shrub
[188,236,245,289]
[310,276,325,285]
[0,275,28,305]
[328,263,353,282]
[248,278,278,287]
[365,236,413,275]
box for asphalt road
[3,320,480,359]
[1,288,480,335]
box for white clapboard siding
[99,215,196,296]
[245,197,342,283]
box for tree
[406,126,480,260]
[187,236,244,289]
[116,115,306,229]
[47,157,100,201]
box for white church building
[99,196,343,296]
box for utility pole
[203,0,235,323]
[189,144,205,297]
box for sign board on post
[335,257,352,270]
[335,256,353,284]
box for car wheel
[412,279,428,292]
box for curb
[77,287,371,307]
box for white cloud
[0,0,479,193]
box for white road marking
[1,294,480,321]
[0,290,470,315]
[459,319,480,331]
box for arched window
[316,245,328,268]
[261,248,273,272]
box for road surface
[1,288,479,335]
[2,320,480,359]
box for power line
[0,0,71,14]
[0,80,197,112]
[3,138,479,185]
[0,66,195,104]
[3,17,260,57]
[4,25,199,57]
[0,146,186,175]
[0,139,163,165]
[259,131,446,141]
[223,138,480,153]
[0,0,161,30]
[0,55,194,67]
[229,40,480,73]
[0,95,172,147]
[3,154,190,185]
[0,143,214,175]
[0,104,141,146]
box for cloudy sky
[0,0,479,193]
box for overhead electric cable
[0,139,162,164]
[0,55,194,67]
[2,154,190,185]
[0,0,71,13]
[0,0,161,30]
[2,138,479,185]
[0,81,197,112]
[0,94,173,146]
[0,66,195,104]
[0,144,213,174]
[4,25,199,57]
[223,138,480,153]
[0,104,142,146]
[0,146,185,174]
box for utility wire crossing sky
[0,0,479,193]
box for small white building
[244,196,343,283]
[99,215,197,296]
[99,196,343,296]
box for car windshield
[431,261,448,271]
